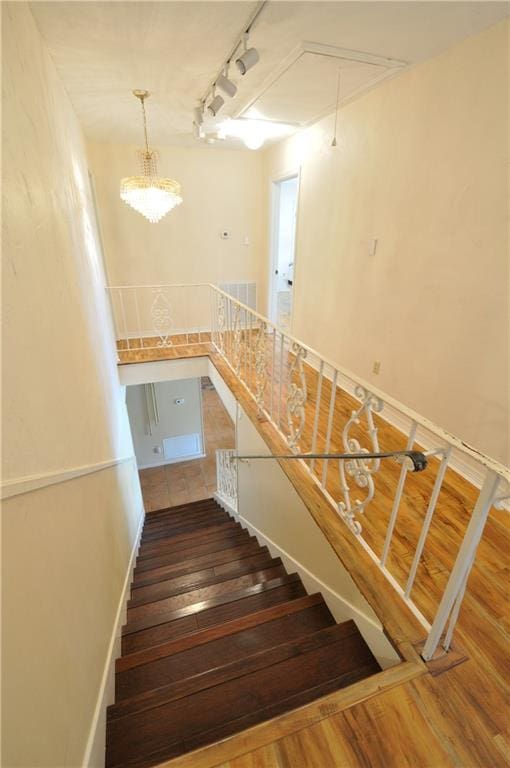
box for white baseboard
[227,506,401,670]
[82,508,144,767]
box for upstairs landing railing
[109,283,509,661]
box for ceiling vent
[239,42,407,127]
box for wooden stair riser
[137,527,250,561]
[127,565,287,623]
[115,601,336,701]
[129,555,282,608]
[106,627,378,767]
[133,533,256,573]
[131,542,268,588]
[121,579,307,655]
[117,594,327,672]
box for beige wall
[263,20,509,464]
[126,379,203,468]
[88,142,266,292]
[2,4,143,765]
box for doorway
[269,173,299,333]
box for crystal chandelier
[120,90,182,223]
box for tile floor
[139,379,235,512]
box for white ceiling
[30,1,509,149]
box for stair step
[106,622,379,767]
[142,513,231,540]
[131,541,267,588]
[144,499,221,523]
[137,526,249,561]
[121,575,307,655]
[140,520,240,546]
[115,597,335,700]
[117,593,326,670]
[126,565,288,625]
[129,555,282,608]
[134,532,256,573]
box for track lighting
[216,70,237,98]
[207,90,225,117]
[193,105,204,126]
[235,36,259,75]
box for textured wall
[88,142,266,300]
[263,20,509,464]
[2,4,143,765]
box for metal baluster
[422,470,501,660]
[133,289,142,350]
[380,421,417,568]
[405,446,452,597]
[270,327,276,420]
[118,289,130,351]
[277,333,284,431]
[321,368,338,488]
[310,360,324,473]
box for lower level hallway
[106,498,380,768]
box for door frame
[267,167,301,330]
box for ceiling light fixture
[219,118,294,151]
[192,1,266,141]
[207,88,225,117]
[235,34,260,76]
[120,90,182,223]
[216,68,237,98]
[193,104,204,126]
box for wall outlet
[373,360,381,375]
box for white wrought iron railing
[215,448,238,513]
[109,283,509,661]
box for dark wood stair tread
[128,554,282,607]
[108,499,383,768]
[115,598,335,701]
[131,541,269,588]
[137,525,250,561]
[121,578,307,655]
[117,593,327,671]
[133,532,256,573]
[123,573,303,635]
[106,622,379,767]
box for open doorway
[269,173,299,333]
[125,376,235,512]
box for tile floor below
[139,380,235,512]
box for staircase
[106,498,381,768]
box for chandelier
[120,90,182,223]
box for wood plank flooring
[117,342,509,768]
[107,499,380,768]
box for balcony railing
[109,282,509,661]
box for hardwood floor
[118,341,510,768]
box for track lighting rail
[196,0,267,117]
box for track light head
[193,105,204,126]
[216,73,237,98]
[207,93,225,117]
[235,46,259,75]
